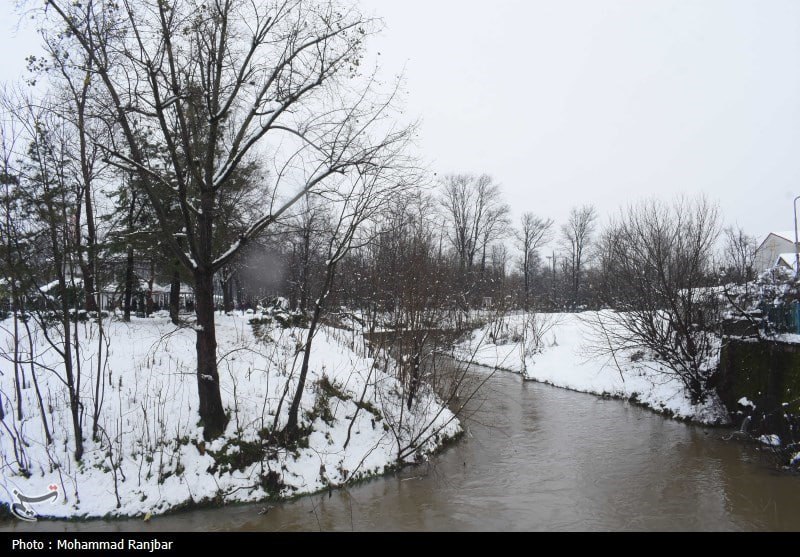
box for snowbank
[455,312,728,425]
[0,314,459,519]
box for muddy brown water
[3,363,800,532]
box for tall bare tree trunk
[233,274,242,310]
[123,245,134,321]
[299,218,312,313]
[22,314,52,444]
[74,65,99,313]
[194,270,227,440]
[187,180,229,439]
[523,249,531,311]
[169,266,181,325]
[221,267,234,313]
[145,259,155,316]
[11,294,23,421]
[53,234,83,461]
[285,260,338,438]
[123,192,136,322]
[78,150,98,313]
[284,302,323,438]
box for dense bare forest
[2,0,796,523]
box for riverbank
[6,365,800,532]
[454,311,729,425]
[0,314,460,519]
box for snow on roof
[97,281,194,294]
[40,278,83,292]
[776,252,800,271]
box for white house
[773,253,800,273]
[755,231,800,271]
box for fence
[761,302,800,335]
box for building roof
[756,231,799,256]
[768,231,800,243]
[41,278,83,292]
[98,281,194,295]
[776,252,799,271]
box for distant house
[772,253,799,273]
[755,231,800,271]
[96,280,195,312]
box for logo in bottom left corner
[8,484,59,522]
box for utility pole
[794,195,800,277]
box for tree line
[0,0,762,457]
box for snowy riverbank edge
[0,314,461,520]
[454,312,730,426]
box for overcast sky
[2,0,799,241]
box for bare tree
[516,213,553,310]
[286,194,327,313]
[41,35,109,314]
[587,197,721,403]
[44,0,414,440]
[342,187,462,334]
[3,94,88,460]
[438,173,510,310]
[490,243,508,277]
[722,225,757,284]
[560,205,597,308]
[283,167,415,439]
[344,189,497,463]
[0,114,26,426]
[439,174,510,272]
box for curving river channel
[4,365,800,532]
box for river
[3,365,800,531]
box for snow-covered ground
[455,311,729,425]
[0,314,460,519]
